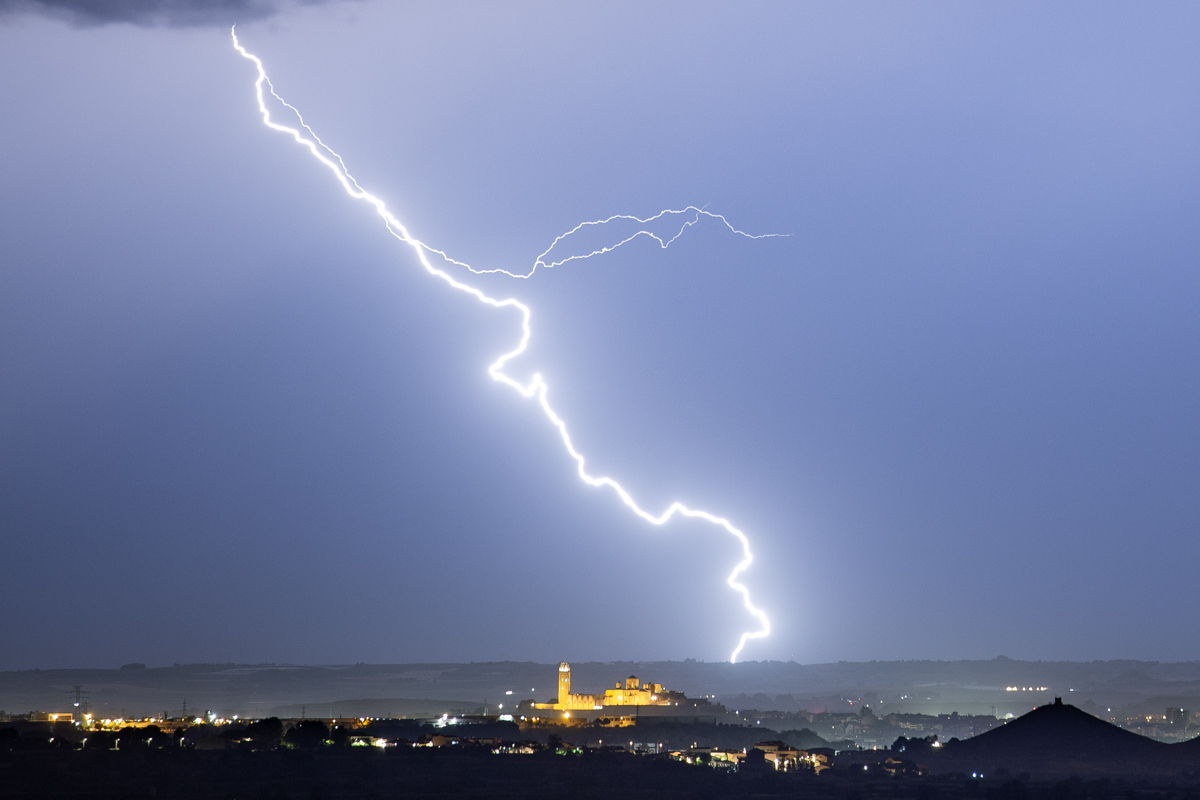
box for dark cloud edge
[0,0,346,28]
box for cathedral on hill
[533,662,687,712]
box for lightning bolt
[232,29,775,662]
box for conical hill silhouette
[944,698,1164,761]
[933,698,1200,777]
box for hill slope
[934,698,1188,777]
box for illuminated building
[558,662,572,707]
[533,662,685,713]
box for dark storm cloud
[0,0,340,27]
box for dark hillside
[945,698,1164,760]
[934,698,1180,777]
[1170,731,1200,755]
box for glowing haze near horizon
[1,2,1200,670]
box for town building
[533,662,684,713]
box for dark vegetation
[3,703,1200,798]
[2,745,1200,800]
[355,718,831,752]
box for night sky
[1,1,1198,669]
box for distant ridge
[266,698,487,719]
[4,660,1200,719]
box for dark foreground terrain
[5,747,1200,800]
[5,702,1200,799]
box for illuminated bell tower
[558,662,571,706]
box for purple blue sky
[1,1,1198,669]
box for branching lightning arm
[232,29,773,662]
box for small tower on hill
[558,662,571,706]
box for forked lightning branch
[232,29,776,662]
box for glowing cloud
[232,29,775,662]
